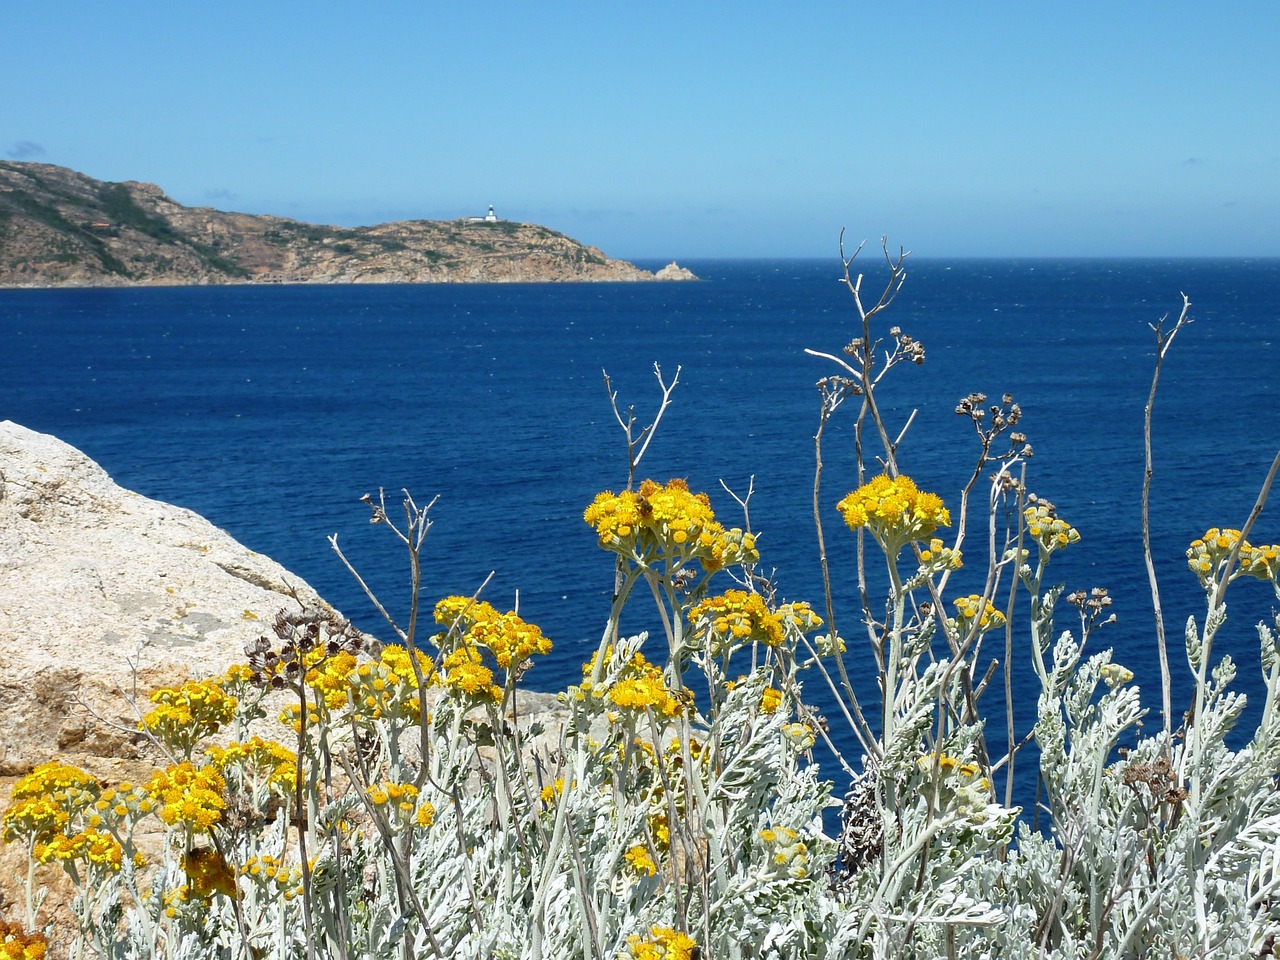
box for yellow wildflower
[1242,542,1280,581]
[2,795,70,846]
[367,780,420,823]
[648,814,670,850]
[142,678,237,757]
[1188,527,1280,586]
[760,687,783,714]
[949,595,1006,635]
[918,537,963,572]
[182,846,238,900]
[466,610,552,671]
[433,598,551,682]
[539,778,566,804]
[434,596,500,632]
[440,646,502,701]
[584,478,758,572]
[0,919,48,960]
[36,828,122,873]
[757,825,809,879]
[2,762,99,846]
[352,644,436,721]
[1024,502,1080,560]
[240,855,302,898]
[838,474,951,554]
[626,925,698,960]
[415,802,436,829]
[304,649,357,710]
[690,589,785,654]
[607,652,687,717]
[623,844,658,876]
[207,737,297,794]
[146,763,226,833]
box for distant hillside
[0,162,696,287]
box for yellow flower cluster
[2,795,68,847]
[539,777,566,805]
[277,650,378,729]
[690,589,785,654]
[916,753,992,810]
[352,644,436,722]
[1187,528,1280,586]
[689,592,824,659]
[0,919,48,960]
[241,855,302,899]
[837,474,951,553]
[35,828,122,873]
[917,754,983,779]
[777,600,824,634]
[758,825,810,879]
[950,595,1007,635]
[1242,542,1280,581]
[607,652,688,717]
[432,597,552,700]
[305,649,358,710]
[469,611,553,671]
[279,702,325,734]
[918,537,963,572]
[760,687,783,714]
[415,802,436,829]
[1100,663,1134,688]
[181,846,238,900]
[85,784,153,832]
[626,926,698,960]
[1024,504,1080,559]
[142,679,237,757]
[435,597,553,670]
[782,722,816,752]
[367,780,419,816]
[623,844,658,877]
[584,478,759,572]
[207,737,297,794]
[222,663,255,686]
[439,647,502,702]
[649,814,670,850]
[9,762,98,802]
[433,594,491,630]
[2,762,98,845]
[146,762,226,833]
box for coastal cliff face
[0,162,696,286]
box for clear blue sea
[3,257,1279,802]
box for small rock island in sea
[0,161,698,287]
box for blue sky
[4,2,1278,258]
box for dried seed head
[832,770,882,891]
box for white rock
[0,420,335,777]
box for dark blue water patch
[3,258,1279,814]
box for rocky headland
[0,161,697,287]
